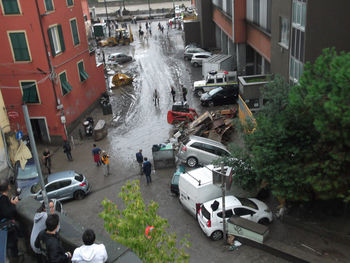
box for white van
[179,164,259,218]
[179,165,230,217]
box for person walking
[153,89,159,107]
[35,214,72,263]
[30,200,55,263]
[170,86,176,102]
[136,149,143,175]
[101,151,110,176]
[42,148,52,174]
[72,229,108,263]
[92,144,102,167]
[142,157,152,185]
[63,140,73,161]
[182,85,188,102]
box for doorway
[30,118,50,144]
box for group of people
[0,178,107,263]
[136,149,152,185]
[153,85,188,107]
[92,144,110,176]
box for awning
[62,81,73,94]
[80,69,89,81]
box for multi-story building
[0,0,106,144]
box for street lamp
[104,0,110,37]
[148,0,151,18]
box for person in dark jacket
[170,86,176,102]
[142,157,152,185]
[136,149,143,175]
[35,214,71,263]
[182,85,187,101]
[63,140,73,161]
[0,178,20,261]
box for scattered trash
[300,243,323,256]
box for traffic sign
[16,131,23,140]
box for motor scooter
[83,117,94,136]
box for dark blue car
[12,158,39,191]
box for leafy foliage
[225,49,350,202]
[99,180,190,263]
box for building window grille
[67,0,73,7]
[2,0,20,14]
[48,25,65,56]
[70,19,80,46]
[21,81,39,103]
[9,32,30,61]
[44,0,54,12]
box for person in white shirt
[72,229,107,263]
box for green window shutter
[47,28,56,57]
[67,0,73,6]
[21,81,39,103]
[45,0,53,11]
[9,32,30,61]
[57,25,65,52]
[70,20,80,45]
[3,0,20,14]
[78,61,89,82]
[60,72,72,95]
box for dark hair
[144,157,147,161]
[46,214,59,232]
[82,229,95,245]
[36,200,54,213]
[93,144,96,147]
[0,178,9,193]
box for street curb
[283,215,350,246]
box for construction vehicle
[99,26,134,47]
[167,102,198,125]
[111,73,133,88]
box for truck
[193,70,237,96]
[202,54,234,77]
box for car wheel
[193,62,199,67]
[186,157,198,168]
[258,218,270,225]
[208,101,215,107]
[210,230,223,241]
[74,190,85,200]
[196,89,204,97]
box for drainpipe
[34,0,68,140]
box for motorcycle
[83,117,94,136]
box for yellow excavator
[99,26,134,47]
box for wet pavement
[20,20,350,263]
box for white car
[197,195,273,241]
[191,52,212,67]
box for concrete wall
[270,0,291,80]
[305,0,350,64]
[197,0,216,48]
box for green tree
[99,180,190,263]
[229,49,350,202]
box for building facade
[0,0,105,144]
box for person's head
[139,149,142,153]
[93,144,96,147]
[0,178,10,194]
[82,229,96,245]
[144,157,148,161]
[37,200,55,214]
[46,214,59,232]
[45,148,49,152]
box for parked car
[200,85,238,107]
[193,71,237,96]
[197,195,273,240]
[20,170,91,202]
[191,52,212,67]
[170,165,186,195]
[177,135,230,168]
[11,158,39,191]
[184,47,207,61]
[107,53,132,64]
[185,43,199,50]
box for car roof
[203,195,242,211]
[183,165,233,186]
[47,170,76,183]
[188,135,227,148]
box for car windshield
[237,197,258,210]
[201,205,211,220]
[31,183,41,194]
[209,87,223,96]
[17,163,38,180]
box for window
[279,17,289,48]
[8,32,31,62]
[67,0,73,7]
[253,0,260,25]
[44,0,54,12]
[216,148,230,157]
[201,144,217,155]
[292,0,306,29]
[234,208,255,216]
[2,0,20,14]
[207,78,215,84]
[190,142,204,151]
[21,81,39,103]
[59,180,71,188]
[83,14,88,21]
[59,72,73,95]
[216,78,224,83]
[226,0,232,17]
[77,61,89,82]
[46,182,60,193]
[70,19,80,46]
[48,25,65,56]
[217,209,233,218]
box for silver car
[177,136,231,167]
[21,170,91,201]
[191,52,212,67]
[184,47,207,61]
